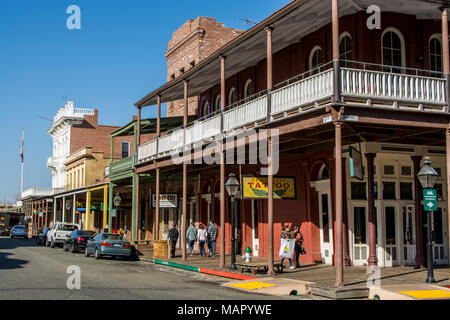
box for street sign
[423,189,437,212]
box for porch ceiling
[135,0,447,108]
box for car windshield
[57,225,78,231]
[76,231,94,237]
[102,234,124,241]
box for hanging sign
[241,176,297,200]
[151,193,179,209]
[349,146,363,180]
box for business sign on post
[349,146,363,180]
[423,189,437,212]
[152,193,179,209]
[242,176,297,200]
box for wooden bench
[235,261,284,275]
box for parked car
[46,222,80,248]
[1,226,11,236]
[63,230,96,253]
[10,225,28,239]
[36,227,50,245]
[85,233,132,260]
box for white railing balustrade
[223,96,267,132]
[271,69,334,115]
[341,68,447,106]
[138,140,157,162]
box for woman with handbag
[280,226,295,270]
[293,226,305,268]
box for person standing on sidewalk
[206,220,218,258]
[168,224,179,259]
[197,224,208,258]
[293,225,304,268]
[280,225,295,270]
[186,222,198,256]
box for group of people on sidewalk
[279,225,305,270]
[168,220,219,259]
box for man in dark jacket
[168,224,179,258]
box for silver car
[85,233,132,260]
[10,225,28,239]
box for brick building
[166,17,243,117]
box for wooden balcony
[137,61,448,165]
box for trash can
[154,240,169,259]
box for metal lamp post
[417,157,439,284]
[225,174,240,270]
[65,200,71,224]
[113,193,122,233]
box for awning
[135,0,447,108]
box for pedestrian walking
[168,224,179,258]
[186,222,198,256]
[206,220,218,258]
[123,226,128,240]
[197,224,208,258]
[293,226,304,268]
[279,225,295,270]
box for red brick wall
[198,12,443,117]
[166,17,243,117]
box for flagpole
[20,130,24,195]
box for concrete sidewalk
[136,245,450,299]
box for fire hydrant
[244,246,252,263]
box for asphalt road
[0,236,286,300]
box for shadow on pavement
[0,237,35,270]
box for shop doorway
[432,206,449,265]
[401,205,416,266]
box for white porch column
[62,197,66,223]
[72,194,76,224]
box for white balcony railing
[137,62,447,165]
[21,187,65,199]
[53,101,95,123]
[341,66,447,109]
[47,156,65,168]
[65,147,91,163]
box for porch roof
[135,0,448,108]
[111,116,196,137]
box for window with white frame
[229,87,237,108]
[121,141,130,159]
[215,95,221,112]
[382,28,405,73]
[339,33,352,66]
[430,34,443,73]
[202,100,209,118]
[244,79,254,99]
[309,46,323,74]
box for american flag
[20,132,24,163]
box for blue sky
[0,0,291,202]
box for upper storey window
[215,95,221,112]
[229,87,237,108]
[244,79,254,99]
[382,28,405,73]
[309,46,323,74]
[430,35,443,73]
[202,101,209,118]
[339,33,352,66]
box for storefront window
[402,207,415,245]
[322,194,330,243]
[401,166,411,176]
[384,165,395,175]
[433,208,443,244]
[400,182,413,200]
[354,207,367,244]
[351,182,367,200]
[383,182,396,200]
[385,207,396,245]
[435,184,443,201]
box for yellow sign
[242,176,296,200]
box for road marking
[229,282,276,290]
[397,290,450,299]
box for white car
[46,222,80,248]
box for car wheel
[85,248,90,257]
[71,245,77,254]
[51,239,55,248]
[95,248,102,260]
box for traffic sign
[423,189,437,212]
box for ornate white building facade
[47,101,94,189]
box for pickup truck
[46,222,80,248]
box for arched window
[318,165,330,180]
[215,95,221,112]
[228,87,237,108]
[382,28,405,73]
[309,46,323,74]
[430,34,443,73]
[244,79,254,98]
[202,100,209,118]
[339,33,352,67]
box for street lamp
[225,174,240,270]
[417,157,439,284]
[113,193,122,233]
